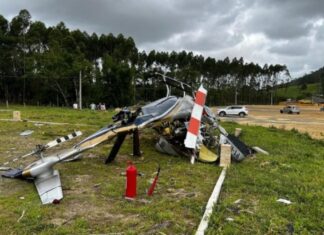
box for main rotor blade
[45,131,82,149]
[0,131,82,167]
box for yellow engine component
[162,127,171,135]
[198,145,218,163]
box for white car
[217,106,248,117]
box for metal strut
[105,129,141,164]
[105,133,127,164]
[133,129,141,157]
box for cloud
[1,0,324,78]
[268,37,311,56]
[315,21,324,41]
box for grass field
[276,83,320,100]
[207,123,324,234]
[0,106,323,234]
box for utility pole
[133,76,136,105]
[79,70,82,110]
[23,33,26,107]
[235,89,238,105]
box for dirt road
[216,105,324,139]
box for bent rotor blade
[45,131,82,149]
[0,131,82,167]
[184,85,207,149]
[0,150,36,166]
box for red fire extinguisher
[125,161,137,199]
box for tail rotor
[184,84,208,164]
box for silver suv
[217,106,248,117]
[280,105,300,114]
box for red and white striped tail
[184,85,207,149]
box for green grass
[0,106,323,234]
[0,106,221,234]
[276,83,320,100]
[0,105,115,126]
[207,123,324,234]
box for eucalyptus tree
[0,15,9,103]
[0,10,292,106]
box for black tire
[239,112,246,117]
[280,110,283,114]
[219,111,226,117]
[297,112,300,114]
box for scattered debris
[17,210,25,222]
[227,206,241,215]
[259,161,271,167]
[49,218,68,226]
[252,146,269,155]
[146,221,172,234]
[19,196,25,200]
[186,192,196,198]
[137,198,151,204]
[86,153,97,158]
[93,183,101,188]
[226,217,234,222]
[34,123,44,127]
[0,166,12,171]
[234,199,242,204]
[167,188,197,198]
[277,198,292,205]
[240,209,254,214]
[20,130,34,136]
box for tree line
[0,10,291,107]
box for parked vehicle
[280,105,300,114]
[320,106,324,112]
[217,106,248,117]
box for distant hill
[276,83,319,100]
[276,66,324,101]
[291,66,324,85]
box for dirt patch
[167,188,198,199]
[145,221,172,235]
[215,105,324,139]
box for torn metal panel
[35,170,63,204]
[220,134,252,161]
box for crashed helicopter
[1,74,252,204]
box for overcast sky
[1,0,324,78]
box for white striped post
[184,85,207,164]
